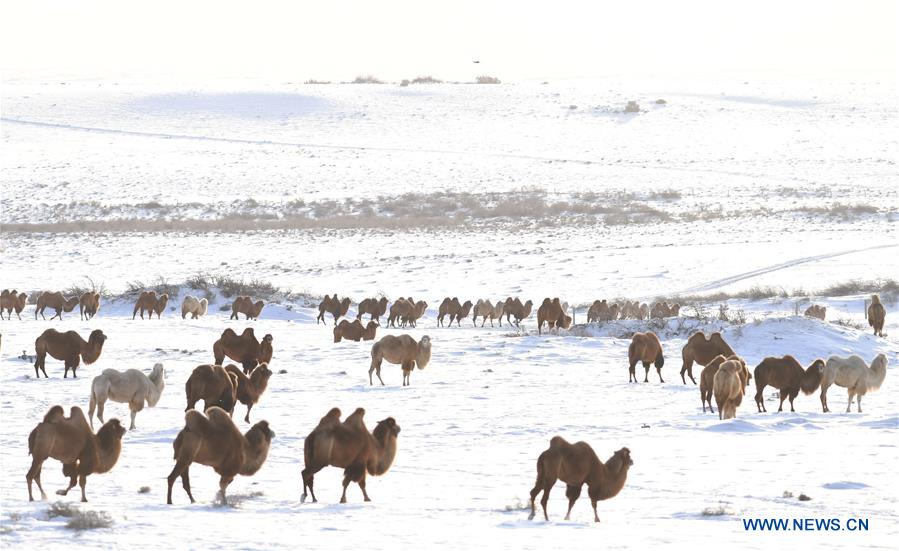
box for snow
[1,78,897,549]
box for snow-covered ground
[1,78,897,549]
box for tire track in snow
[675,243,897,295]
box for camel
[437,297,458,327]
[301,407,401,504]
[212,328,273,374]
[473,299,502,327]
[753,356,825,413]
[587,300,608,323]
[224,363,272,423]
[185,364,239,415]
[638,303,650,320]
[387,298,414,328]
[680,331,736,384]
[34,328,107,378]
[537,298,569,334]
[820,354,888,413]
[35,291,79,321]
[628,332,665,383]
[503,298,533,326]
[402,300,428,328]
[78,291,101,320]
[713,359,747,420]
[357,297,389,323]
[868,295,886,337]
[230,296,265,320]
[369,334,432,386]
[132,290,168,320]
[334,319,379,342]
[452,299,474,326]
[27,405,126,502]
[89,363,166,429]
[1,290,27,320]
[804,304,826,321]
[318,294,352,325]
[181,295,209,319]
[528,437,632,523]
[699,355,748,413]
[167,406,274,505]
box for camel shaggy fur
[627,332,665,383]
[35,291,79,321]
[1,290,27,320]
[184,364,239,415]
[334,319,379,342]
[34,329,107,378]
[132,290,169,320]
[357,297,389,323]
[680,331,736,384]
[528,437,632,523]
[27,405,126,502]
[301,407,401,504]
[867,295,886,337]
[387,298,414,328]
[224,363,272,423]
[212,328,273,374]
[167,406,274,504]
[369,334,432,386]
[78,291,101,321]
[230,296,265,320]
[713,359,747,420]
[699,355,748,413]
[537,298,570,334]
[318,295,352,325]
[89,363,166,429]
[181,295,208,319]
[753,356,825,412]
[820,354,888,413]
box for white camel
[89,363,166,429]
[181,295,209,319]
[821,354,888,413]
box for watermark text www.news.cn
[742,518,869,531]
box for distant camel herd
[7,286,892,520]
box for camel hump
[549,435,569,448]
[343,408,367,430]
[205,406,236,430]
[317,407,342,428]
[226,371,240,389]
[221,328,238,339]
[43,405,65,423]
[184,409,211,435]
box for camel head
[374,417,401,439]
[88,329,108,345]
[872,353,888,371]
[871,294,881,305]
[97,418,127,444]
[251,363,273,388]
[150,363,166,381]
[247,419,276,443]
[809,359,826,373]
[615,447,634,467]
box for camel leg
[680,361,691,385]
[789,390,798,412]
[528,484,541,521]
[564,484,582,521]
[301,464,324,503]
[628,361,637,383]
[129,405,139,430]
[218,476,234,505]
[181,466,195,503]
[777,394,786,412]
[167,459,191,504]
[358,472,371,502]
[856,392,863,413]
[95,400,106,425]
[846,390,854,413]
[590,496,600,523]
[754,387,764,412]
[820,384,829,413]
[244,403,253,424]
[340,465,364,503]
[643,361,650,383]
[26,457,47,501]
[657,366,664,383]
[540,482,552,521]
[77,474,88,502]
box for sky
[1,0,896,82]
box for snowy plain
[1,78,898,549]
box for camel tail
[303,431,315,467]
[27,427,37,455]
[655,348,664,369]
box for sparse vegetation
[701,503,734,516]
[304,79,331,84]
[46,501,79,519]
[66,510,114,530]
[475,75,501,84]
[410,76,442,84]
[352,75,383,84]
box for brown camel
[753,356,825,412]
[528,437,632,523]
[587,300,608,323]
[680,331,736,384]
[437,297,457,327]
[1,290,28,320]
[334,319,379,342]
[26,405,126,502]
[537,298,569,334]
[387,298,414,328]
[357,297,389,323]
[504,298,533,326]
[699,355,748,413]
[184,364,239,415]
[473,299,502,327]
[79,291,101,320]
[369,334,432,386]
[627,332,665,383]
[132,290,168,319]
[713,359,747,420]
[301,407,401,504]
[868,295,886,337]
[34,328,107,378]
[35,291,79,321]
[452,299,475,326]
[167,406,274,505]
[230,296,265,320]
[212,328,274,374]
[223,363,272,423]
[402,300,428,328]
[318,294,352,325]
[803,304,826,321]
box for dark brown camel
[753,355,825,412]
